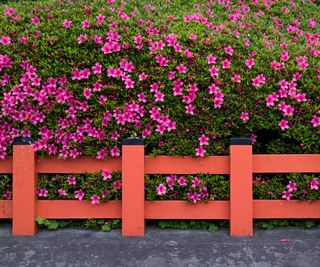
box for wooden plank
[253,200,320,218]
[0,200,12,218]
[144,201,230,219]
[37,200,121,218]
[122,144,145,236]
[253,155,320,173]
[12,146,37,235]
[145,156,230,174]
[0,157,12,174]
[230,145,253,236]
[37,157,121,173]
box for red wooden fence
[0,137,319,236]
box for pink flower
[221,59,231,69]
[74,189,85,201]
[189,192,201,204]
[114,180,121,190]
[63,19,72,28]
[266,94,277,107]
[207,54,217,64]
[83,88,92,99]
[280,51,290,61]
[224,46,234,56]
[192,177,201,188]
[67,177,76,185]
[287,181,297,192]
[178,176,187,186]
[245,58,255,69]
[279,119,289,130]
[241,112,249,121]
[198,134,209,146]
[90,194,100,205]
[111,146,120,157]
[58,189,67,196]
[311,115,320,127]
[102,169,112,180]
[157,184,166,195]
[282,191,292,200]
[185,104,194,115]
[82,20,91,28]
[3,190,12,200]
[195,147,206,157]
[31,17,40,24]
[96,14,105,24]
[0,36,11,45]
[37,188,48,197]
[232,74,241,83]
[310,178,319,190]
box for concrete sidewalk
[0,224,320,267]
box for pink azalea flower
[186,104,194,115]
[114,180,121,190]
[192,177,201,188]
[224,46,234,56]
[31,17,40,24]
[178,176,187,186]
[102,169,112,180]
[287,181,297,192]
[67,177,76,185]
[241,112,249,121]
[221,59,231,69]
[74,189,85,201]
[83,88,92,99]
[189,192,201,204]
[245,58,255,69]
[232,74,241,83]
[198,134,209,146]
[101,189,109,198]
[90,194,100,205]
[111,146,120,157]
[58,189,67,196]
[279,119,289,130]
[0,36,11,45]
[207,54,217,64]
[82,20,91,28]
[310,178,319,190]
[37,188,48,197]
[195,147,206,157]
[3,190,12,200]
[63,19,72,28]
[311,115,320,127]
[157,184,166,195]
[282,191,292,200]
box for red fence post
[122,137,145,236]
[230,138,253,236]
[12,138,38,235]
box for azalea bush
[0,0,319,160]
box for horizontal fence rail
[0,137,319,236]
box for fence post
[12,138,38,235]
[122,137,145,236]
[230,137,253,236]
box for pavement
[0,223,320,267]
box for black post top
[13,137,35,145]
[122,137,144,145]
[230,137,252,145]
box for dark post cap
[13,137,35,145]
[230,137,252,145]
[122,137,144,145]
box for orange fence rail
[0,137,319,236]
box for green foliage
[254,219,320,230]
[157,220,222,233]
[36,217,121,231]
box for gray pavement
[0,223,320,267]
